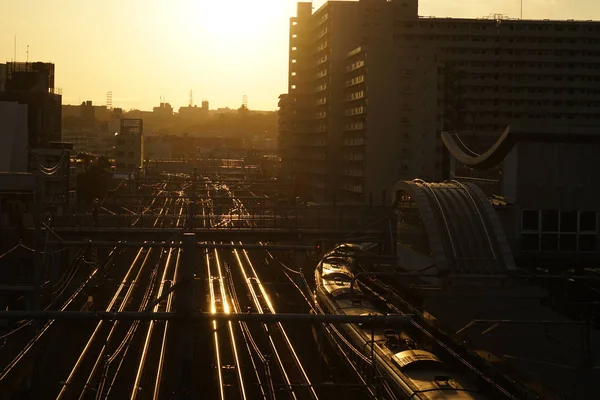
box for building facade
[282,0,600,204]
[0,102,29,172]
[0,62,62,147]
[115,119,144,172]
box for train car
[314,246,491,400]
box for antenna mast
[189,90,193,107]
[13,35,16,62]
[521,0,523,19]
[26,45,29,63]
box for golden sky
[2,0,600,111]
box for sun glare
[189,0,274,40]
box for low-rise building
[114,119,144,172]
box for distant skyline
[2,0,600,111]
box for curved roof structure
[442,126,600,170]
[393,180,515,276]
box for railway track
[206,182,318,400]
[53,187,187,399]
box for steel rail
[214,246,248,400]
[45,241,318,251]
[58,186,171,399]
[0,247,122,380]
[133,196,185,399]
[153,249,182,400]
[233,245,296,399]
[74,249,154,400]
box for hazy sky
[2,0,600,111]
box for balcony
[345,75,365,87]
[346,60,365,73]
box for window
[560,211,577,232]
[522,210,538,230]
[521,210,597,252]
[580,211,597,232]
[541,210,558,231]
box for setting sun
[184,0,285,42]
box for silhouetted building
[283,0,600,204]
[0,62,61,147]
[115,119,144,172]
[0,102,28,172]
[0,63,5,92]
[153,102,173,118]
[277,94,292,180]
[178,104,208,119]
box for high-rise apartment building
[281,0,600,204]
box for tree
[76,157,113,204]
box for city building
[62,101,115,156]
[29,143,73,213]
[114,119,144,172]
[442,127,600,266]
[178,102,208,119]
[277,94,292,180]
[153,102,173,118]
[145,135,173,160]
[0,63,6,92]
[282,0,600,205]
[0,62,62,147]
[0,102,29,172]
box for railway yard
[0,163,595,399]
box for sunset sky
[2,0,600,111]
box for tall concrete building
[0,62,62,147]
[0,102,28,172]
[281,0,600,204]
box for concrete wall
[0,102,28,172]
[115,133,144,172]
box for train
[314,243,491,400]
